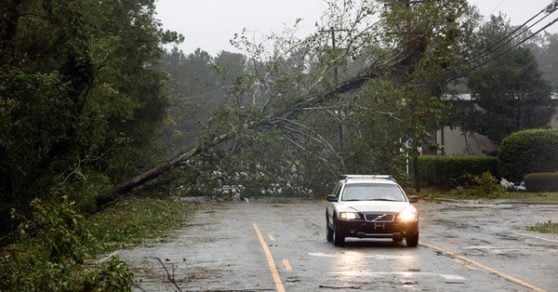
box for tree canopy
[0,0,182,229]
[453,16,554,145]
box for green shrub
[0,197,133,291]
[418,155,498,188]
[498,129,558,182]
[524,172,558,192]
[449,172,505,199]
[78,257,133,291]
[528,221,558,233]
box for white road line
[332,271,465,282]
[516,232,558,244]
[441,274,466,281]
[309,252,413,260]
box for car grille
[364,213,395,222]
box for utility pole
[320,27,348,150]
[330,27,339,86]
[386,0,426,193]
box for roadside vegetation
[0,196,194,291]
[425,189,558,202]
[89,197,195,254]
[2,0,558,290]
[419,172,558,202]
[528,221,558,234]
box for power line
[471,14,558,72]
[490,0,505,15]
[445,1,558,79]
[467,9,550,67]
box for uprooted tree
[107,0,480,200]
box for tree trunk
[413,154,421,193]
[103,70,381,202]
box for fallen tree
[106,0,478,201]
[107,67,382,199]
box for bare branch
[278,118,345,168]
[152,257,183,292]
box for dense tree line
[154,2,558,197]
[451,16,555,145]
[2,0,557,230]
[2,0,557,289]
[0,0,181,233]
[148,0,481,194]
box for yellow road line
[252,223,286,292]
[452,258,477,271]
[269,234,276,241]
[282,259,293,272]
[421,241,547,292]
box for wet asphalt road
[117,199,558,291]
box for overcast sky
[155,0,558,56]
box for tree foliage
[532,32,558,88]
[108,0,486,196]
[0,0,181,230]
[454,16,554,144]
[498,129,558,182]
[0,197,133,291]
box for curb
[422,198,558,205]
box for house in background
[431,93,558,156]
[550,92,558,127]
[435,126,496,156]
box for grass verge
[88,197,195,254]
[528,221,558,233]
[422,188,558,202]
[0,196,195,290]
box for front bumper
[334,219,418,239]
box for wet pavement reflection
[116,199,558,291]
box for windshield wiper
[368,198,398,201]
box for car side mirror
[326,194,338,202]
[408,195,418,203]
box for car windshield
[341,183,406,202]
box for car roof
[342,178,398,185]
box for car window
[333,183,342,198]
[341,183,406,201]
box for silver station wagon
[326,175,419,247]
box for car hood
[336,201,413,213]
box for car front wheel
[326,225,333,242]
[333,224,345,246]
[406,232,419,247]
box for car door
[327,182,343,223]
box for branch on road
[152,257,183,292]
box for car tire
[406,232,419,247]
[326,225,333,242]
[333,224,345,246]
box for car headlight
[339,212,360,221]
[398,208,418,222]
